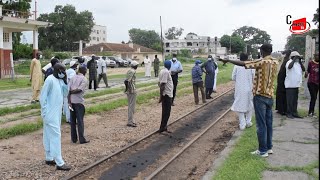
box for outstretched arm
[219,59,245,66]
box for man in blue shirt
[192,60,206,105]
[170,54,183,106]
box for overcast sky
[24,0,318,51]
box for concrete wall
[87,25,107,46]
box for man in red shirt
[305,54,319,117]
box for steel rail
[64,88,234,180]
[145,108,231,180]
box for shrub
[13,44,33,60]
[53,52,71,59]
[42,49,54,59]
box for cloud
[22,0,318,52]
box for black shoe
[171,102,175,106]
[45,160,56,166]
[293,114,303,118]
[159,129,171,133]
[127,123,137,127]
[56,164,71,171]
[80,140,90,144]
[286,114,294,119]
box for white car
[97,56,116,68]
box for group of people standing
[276,50,319,118]
[125,54,183,132]
[28,45,318,171]
[191,55,219,105]
[30,53,91,171]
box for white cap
[70,61,77,67]
[91,54,96,57]
[290,51,301,57]
[131,61,139,66]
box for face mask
[172,58,177,61]
[208,58,212,61]
[58,72,65,79]
[39,55,43,59]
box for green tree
[165,27,184,40]
[232,26,271,55]
[219,35,246,54]
[37,5,94,51]
[128,28,161,50]
[285,29,318,55]
[1,0,32,59]
[0,0,32,18]
[312,8,319,28]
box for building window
[97,37,100,41]
[103,31,106,34]
[3,33,9,42]
[187,42,192,46]
[97,30,99,34]
[209,49,212,52]
[103,38,106,41]
[166,50,170,52]
[92,37,96,40]
[165,43,170,47]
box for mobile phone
[68,105,74,111]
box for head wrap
[195,60,202,65]
[164,60,171,70]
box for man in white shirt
[144,55,152,77]
[158,60,174,133]
[170,54,183,106]
[285,51,305,119]
[97,56,109,88]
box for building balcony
[1,8,34,19]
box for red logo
[286,15,311,34]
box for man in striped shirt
[219,44,278,158]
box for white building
[86,25,107,46]
[163,34,227,57]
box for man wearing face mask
[170,54,183,106]
[44,58,59,80]
[30,52,43,104]
[285,51,305,119]
[201,55,217,99]
[87,54,98,90]
[40,63,71,171]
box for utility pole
[160,16,164,62]
[207,36,210,56]
[34,0,37,20]
[229,36,231,54]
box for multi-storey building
[163,34,227,57]
[86,25,107,46]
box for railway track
[64,88,235,180]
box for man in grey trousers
[125,61,139,127]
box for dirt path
[0,82,234,179]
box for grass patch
[0,119,43,139]
[0,64,233,139]
[0,78,31,90]
[0,104,40,117]
[266,160,319,179]
[213,118,267,180]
